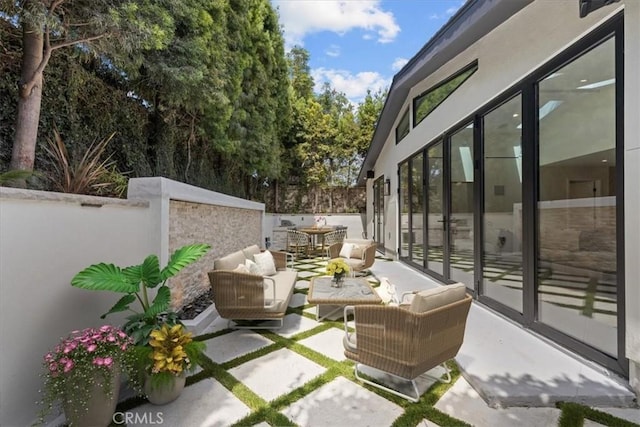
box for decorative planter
[181,303,219,335]
[144,373,186,405]
[63,369,120,427]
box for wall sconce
[384,179,391,196]
[366,170,375,179]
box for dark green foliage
[2,2,381,200]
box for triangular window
[413,61,478,127]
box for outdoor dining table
[297,227,335,255]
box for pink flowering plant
[38,325,135,422]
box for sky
[271,0,467,103]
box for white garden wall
[0,177,266,426]
[0,189,155,426]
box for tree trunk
[10,21,44,183]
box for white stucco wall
[623,0,640,395]
[0,189,155,426]
[371,0,637,382]
[373,1,624,261]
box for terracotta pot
[144,373,186,405]
[63,368,120,427]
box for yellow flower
[148,324,193,375]
[326,259,349,276]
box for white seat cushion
[410,282,467,313]
[214,250,246,271]
[242,244,261,261]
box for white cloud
[273,0,400,46]
[325,44,341,57]
[311,67,390,103]
[391,57,409,72]
[428,1,465,20]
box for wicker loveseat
[208,245,297,328]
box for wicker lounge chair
[343,283,472,402]
[322,229,347,258]
[328,238,377,275]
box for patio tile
[298,327,347,361]
[295,262,318,270]
[289,293,308,307]
[297,270,318,279]
[203,330,273,364]
[281,376,403,427]
[417,420,441,427]
[435,376,561,427]
[197,315,231,336]
[596,407,640,423]
[295,280,310,290]
[124,378,250,427]
[229,348,326,402]
[357,364,446,399]
[274,313,319,338]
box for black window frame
[395,107,410,144]
[412,60,478,128]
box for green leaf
[160,244,210,281]
[71,263,139,293]
[100,294,137,319]
[145,286,171,319]
[123,255,161,288]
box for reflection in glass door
[449,125,475,287]
[536,37,617,356]
[481,94,523,313]
[427,141,444,275]
[411,153,424,265]
[373,176,385,249]
[399,163,409,259]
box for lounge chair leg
[354,363,420,403]
[441,362,451,383]
[228,318,284,330]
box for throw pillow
[376,277,398,305]
[233,264,250,274]
[339,242,354,259]
[410,283,467,313]
[254,250,277,276]
[245,259,262,275]
[350,245,364,259]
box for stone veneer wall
[168,200,262,309]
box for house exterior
[359,0,639,394]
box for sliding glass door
[536,36,618,356]
[448,125,475,287]
[481,94,524,313]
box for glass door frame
[373,175,385,250]
[394,13,625,375]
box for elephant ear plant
[71,243,211,345]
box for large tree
[3,0,171,183]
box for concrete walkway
[368,260,636,408]
[119,256,639,427]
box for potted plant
[70,243,211,345]
[70,243,210,403]
[38,326,134,426]
[135,323,205,404]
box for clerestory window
[413,61,478,127]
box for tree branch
[50,33,107,51]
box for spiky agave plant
[71,243,211,345]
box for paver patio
[116,254,639,427]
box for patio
[116,254,639,427]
